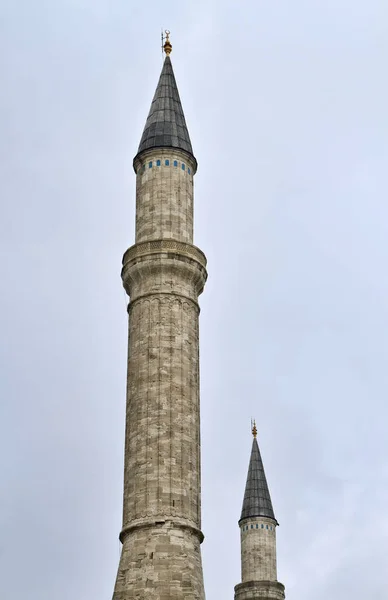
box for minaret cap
[239,421,278,524]
[134,35,196,169]
[164,30,172,55]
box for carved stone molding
[122,239,208,300]
[122,239,207,268]
[234,581,286,600]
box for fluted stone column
[112,139,207,600]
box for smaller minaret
[234,422,286,600]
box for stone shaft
[240,517,277,582]
[135,149,195,244]
[235,516,285,600]
[113,147,207,600]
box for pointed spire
[135,48,195,164]
[239,429,277,524]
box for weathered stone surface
[114,523,205,600]
[112,144,206,600]
[134,149,196,244]
[235,581,285,600]
[120,294,203,528]
[239,517,277,582]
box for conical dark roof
[135,55,194,160]
[239,437,277,523]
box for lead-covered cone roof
[136,55,194,160]
[240,437,277,523]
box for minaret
[234,423,286,600]
[112,33,207,600]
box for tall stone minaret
[112,34,207,600]
[234,423,286,600]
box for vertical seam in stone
[180,298,184,517]
[190,303,194,521]
[191,175,194,241]
[169,296,173,511]
[177,171,181,241]
[169,163,173,239]
[135,173,139,240]
[158,159,163,238]
[157,296,161,508]
[171,154,174,240]
[146,298,150,514]
[186,170,189,242]
[124,307,132,527]
[152,162,156,239]
[196,309,200,526]
[135,302,141,518]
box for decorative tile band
[137,159,192,175]
[241,523,274,532]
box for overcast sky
[1,1,388,599]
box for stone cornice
[122,239,207,268]
[120,518,204,544]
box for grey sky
[1,1,387,599]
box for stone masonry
[240,516,278,582]
[112,49,207,600]
[111,36,287,600]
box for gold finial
[252,419,257,438]
[163,30,172,55]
